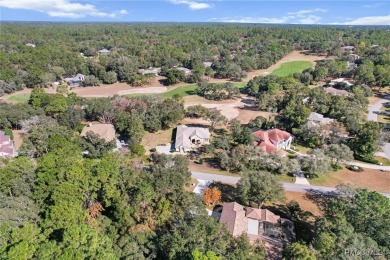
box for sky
[0,0,389,25]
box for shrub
[3,128,13,139]
[354,155,379,165]
[150,148,156,152]
[346,165,364,172]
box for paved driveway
[367,98,387,121]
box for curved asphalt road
[191,171,390,199]
[367,98,388,121]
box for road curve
[191,171,390,199]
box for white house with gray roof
[308,112,334,128]
[175,125,210,152]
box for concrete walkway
[367,98,387,121]
[191,171,390,199]
[295,176,310,185]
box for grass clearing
[232,82,247,89]
[7,93,30,103]
[276,174,295,183]
[309,166,390,193]
[291,144,311,154]
[271,61,312,77]
[162,82,246,98]
[162,85,197,98]
[188,162,241,177]
[374,156,390,166]
[141,128,174,153]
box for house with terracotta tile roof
[0,130,16,157]
[218,202,294,246]
[252,129,293,155]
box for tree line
[1,23,390,94]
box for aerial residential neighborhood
[1,1,390,259]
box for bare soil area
[184,95,257,120]
[284,191,322,216]
[237,109,275,124]
[12,130,24,149]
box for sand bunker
[117,87,167,95]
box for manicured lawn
[290,144,311,154]
[162,84,198,98]
[231,82,247,89]
[7,93,30,103]
[271,61,312,77]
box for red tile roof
[252,129,292,155]
[219,202,248,237]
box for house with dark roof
[0,130,16,157]
[218,202,295,246]
[175,125,210,152]
[252,129,293,155]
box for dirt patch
[237,109,275,124]
[118,87,167,95]
[368,96,381,105]
[184,95,255,120]
[181,117,210,126]
[12,130,24,150]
